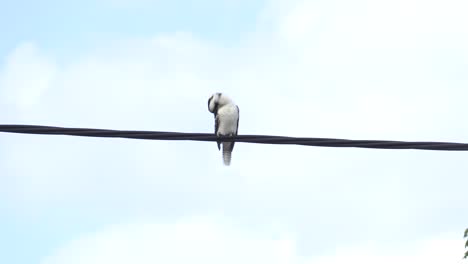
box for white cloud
[0,42,57,114]
[41,216,297,264]
[308,236,466,264]
[275,0,468,47]
[40,217,465,264]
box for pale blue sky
[0,0,264,59]
[1,0,468,263]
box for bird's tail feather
[222,142,233,166]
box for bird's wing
[231,105,239,151]
[235,105,239,135]
[215,114,221,150]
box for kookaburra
[207,93,239,166]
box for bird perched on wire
[207,92,239,166]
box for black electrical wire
[1,124,468,151]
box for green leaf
[464,228,468,238]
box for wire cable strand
[1,124,468,151]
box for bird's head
[208,92,233,114]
